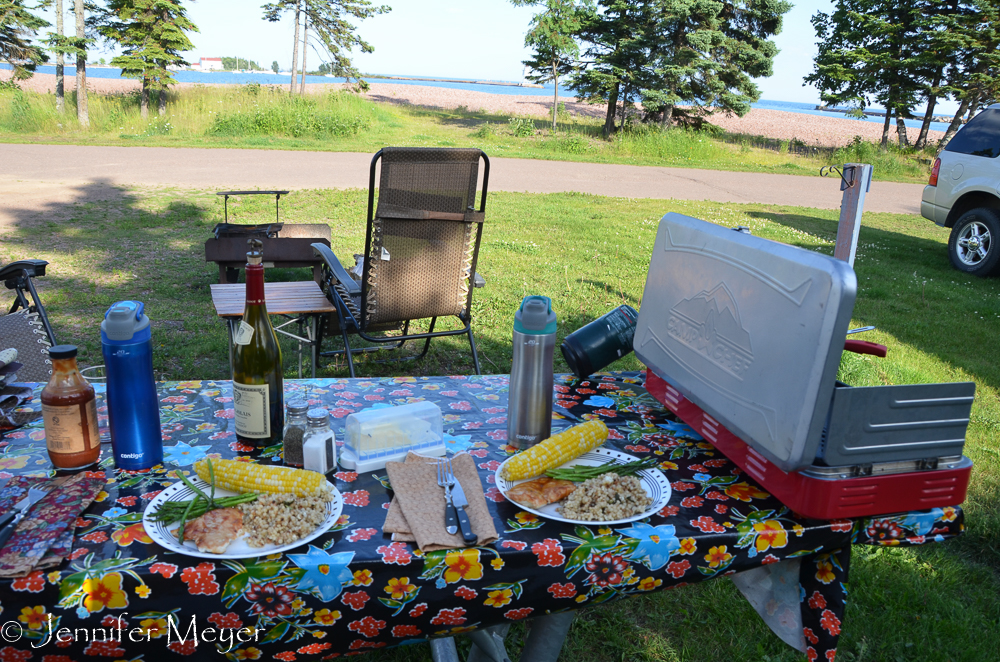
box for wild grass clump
[0,88,61,133]
[208,91,378,138]
[833,135,930,180]
[609,123,732,162]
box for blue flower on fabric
[443,432,472,454]
[900,510,938,536]
[692,473,712,482]
[656,421,703,440]
[162,441,208,467]
[76,606,90,619]
[102,507,127,519]
[616,522,680,570]
[287,546,355,602]
[582,396,615,408]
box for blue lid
[101,300,151,344]
[514,295,557,335]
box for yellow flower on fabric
[574,594,588,603]
[93,491,109,503]
[313,609,341,626]
[515,512,538,524]
[384,577,416,600]
[175,381,203,389]
[82,572,128,613]
[940,507,957,522]
[18,606,46,630]
[484,589,512,608]
[311,630,327,639]
[658,460,678,470]
[792,524,805,537]
[815,560,836,584]
[704,545,732,568]
[442,548,483,584]
[134,584,151,598]
[0,456,29,470]
[138,617,169,639]
[291,599,305,611]
[753,520,788,552]
[47,571,61,584]
[491,558,504,571]
[234,647,263,660]
[638,577,661,591]
[678,538,697,555]
[352,569,373,586]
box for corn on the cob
[502,419,609,481]
[194,458,333,499]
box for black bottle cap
[48,345,78,359]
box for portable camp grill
[634,213,974,520]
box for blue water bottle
[101,301,163,470]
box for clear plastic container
[341,401,444,471]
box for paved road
[0,144,925,215]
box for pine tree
[96,0,198,119]
[1,0,49,80]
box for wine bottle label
[234,320,255,346]
[43,399,100,453]
[234,382,270,438]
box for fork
[436,460,458,535]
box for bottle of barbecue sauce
[42,345,101,470]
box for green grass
[0,84,934,183]
[1,186,997,661]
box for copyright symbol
[0,621,22,642]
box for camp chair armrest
[0,259,48,284]
[473,272,486,288]
[311,243,360,296]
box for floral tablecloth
[0,373,963,662]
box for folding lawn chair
[0,259,58,382]
[311,147,489,377]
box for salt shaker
[303,408,336,474]
[282,400,309,467]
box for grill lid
[634,213,857,472]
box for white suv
[921,103,1000,276]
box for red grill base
[645,371,971,520]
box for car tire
[948,208,1000,276]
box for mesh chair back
[364,148,484,327]
[0,309,53,382]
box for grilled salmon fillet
[506,476,576,509]
[175,507,244,554]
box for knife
[0,487,47,550]
[450,477,478,545]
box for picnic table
[0,372,963,661]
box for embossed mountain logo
[667,283,754,378]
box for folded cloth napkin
[0,473,107,577]
[383,452,498,552]
[0,383,38,432]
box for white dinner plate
[142,474,343,560]
[495,447,671,525]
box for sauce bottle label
[42,400,100,453]
[234,320,255,346]
[234,382,270,438]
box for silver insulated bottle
[507,295,557,449]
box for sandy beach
[2,70,945,148]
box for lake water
[6,64,953,133]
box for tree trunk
[915,70,942,150]
[55,0,64,114]
[660,104,674,129]
[299,22,308,95]
[939,94,974,150]
[74,0,88,128]
[603,81,619,137]
[896,112,909,147]
[158,85,166,116]
[140,78,149,120]
[289,0,301,94]
[551,59,558,132]
[880,107,892,148]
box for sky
[33,0,958,112]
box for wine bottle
[232,239,284,448]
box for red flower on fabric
[149,562,178,579]
[208,431,233,440]
[597,383,619,390]
[408,603,428,618]
[820,609,841,636]
[11,570,45,592]
[348,616,386,638]
[576,388,596,394]
[68,548,89,560]
[245,582,294,618]
[606,428,625,440]
[441,390,459,397]
[214,409,235,419]
[228,441,255,453]
[548,582,577,599]
[658,505,680,517]
[343,490,370,507]
[376,542,413,565]
[363,395,384,402]
[115,496,137,507]
[705,491,729,501]
[826,650,838,661]
[430,608,467,626]
[340,392,359,399]
[454,586,478,601]
[83,640,126,656]
[688,463,708,472]
[680,496,704,508]
[486,416,506,425]
[297,643,332,654]
[666,560,691,579]
[180,562,219,595]
[690,516,726,533]
[40,656,74,662]
[273,653,297,661]
[468,449,488,458]
[804,627,819,644]
[484,487,505,503]
[704,458,728,467]
[714,504,728,515]
[449,401,472,411]
[865,520,904,541]
[806,647,818,662]
[504,608,534,620]
[531,539,566,567]
[482,407,506,414]
[553,385,570,393]
[0,650,30,662]
[329,408,354,419]
[75,517,89,528]
[348,640,386,650]
[478,460,501,472]
[346,528,378,543]
[161,396,187,403]
[392,625,422,638]
[500,540,527,551]
[101,615,128,629]
[624,445,649,453]
[808,591,827,610]
[486,430,507,441]
[906,535,926,544]
[829,519,852,533]
[167,640,198,655]
[761,554,780,565]
[584,552,628,587]
[592,408,618,418]
[81,531,109,543]
[462,422,483,430]
[207,612,243,629]
[334,471,358,483]
[671,481,695,492]
[340,591,370,611]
